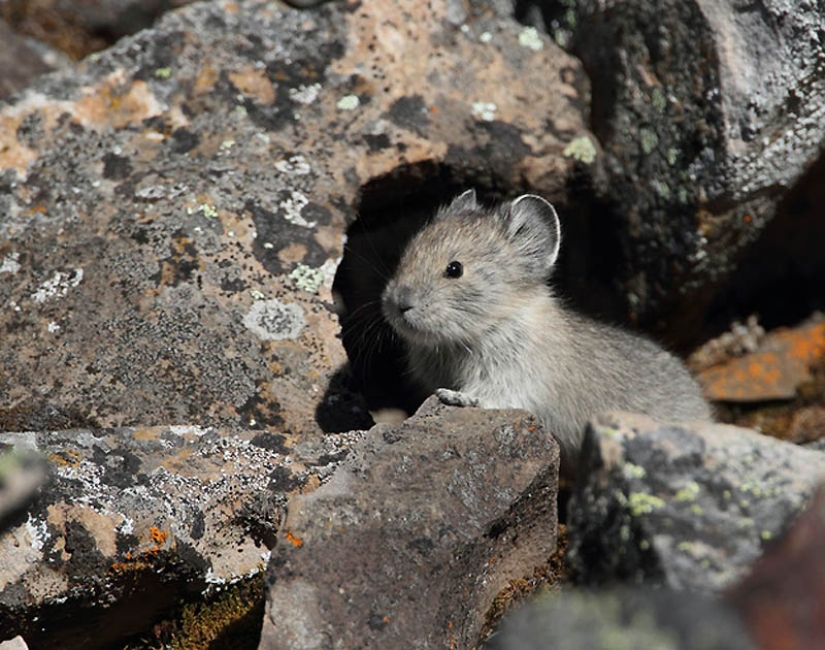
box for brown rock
[260,398,560,649]
[698,320,825,402]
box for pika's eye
[445,261,463,278]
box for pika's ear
[441,188,479,216]
[504,194,561,277]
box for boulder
[260,398,560,649]
[567,412,825,592]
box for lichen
[336,95,360,111]
[627,492,665,516]
[242,299,305,341]
[563,136,597,164]
[518,27,544,51]
[289,264,325,293]
[472,101,497,122]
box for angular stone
[0,425,361,647]
[567,412,825,592]
[260,398,560,649]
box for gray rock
[486,587,754,650]
[260,398,560,649]
[0,21,58,100]
[567,412,825,592]
[0,424,363,647]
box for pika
[382,189,712,471]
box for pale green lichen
[336,95,360,111]
[627,492,665,516]
[675,481,700,502]
[154,67,172,79]
[623,462,646,479]
[563,136,597,164]
[667,147,679,166]
[289,264,325,294]
[760,530,773,541]
[640,128,659,154]
[676,541,695,553]
[690,504,704,516]
[188,203,219,218]
[651,88,667,113]
[518,27,544,51]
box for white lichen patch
[25,514,50,552]
[563,135,597,164]
[289,83,321,105]
[188,203,219,218]
[243,299,305,341]
[336,95,360,111]
[472,101,498,122]
[518,26,544,51]
[30,269,84,303]
[274,155,312,176]
[0,251,21,274]
[289,264,325,293]
[47,321,60,333]
[279,191,315,228]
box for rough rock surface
[525,0,825,335]
[0,0,588,437]
[486,587,754,650]
[0,424,360,648]
[567,412,825,592]
[728,482,825,650]
[260,398,560,649]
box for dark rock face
[522,0,825,339]
[567,412,825,592]
[260,398,560,649]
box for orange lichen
[285,531,303,548]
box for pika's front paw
[435,388,480,408]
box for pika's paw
[435,388,480,408]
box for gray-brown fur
[382,189,712,471]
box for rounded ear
[504,194,561,277]
[437,188,479,218]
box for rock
[0,0,587,438]
[0,20,59,100]
[567,412,825,592]
[697,319,825,402]
[727,482,825,650]
[0,637,29,650]
[485,587,754,650]
[260,398,560,649]
[524,0,825,338]
[0,424,363,648]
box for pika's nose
[395,285,414,313]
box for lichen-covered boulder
[567,412,825,592]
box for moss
[129,573,265,649]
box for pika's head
[382,189,561,347]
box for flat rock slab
[261,398,560,649]
[698,320,825,402]
[0,425,363,647]
[567,412,825,593]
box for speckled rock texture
[0,21,59,100]
[260,398,560,649]
[567,412,825,592]
[485,587,754,650]
[525,0,825,333]
[0,0,588,438]
[728,482,825,650]
[0,424,362,647]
